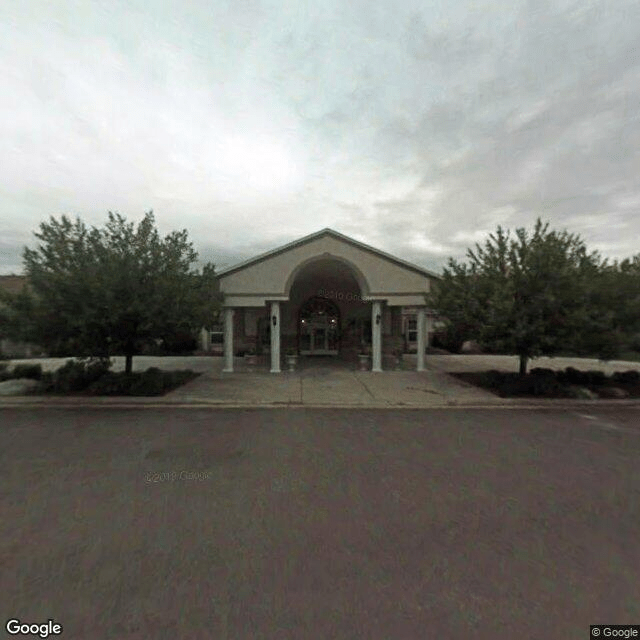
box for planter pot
[244,354,257,365]
[358,354,370,371]
[394,355,403,370]
[286,355,298,372]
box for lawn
[2,408,639,639]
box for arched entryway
[298,296,340,355]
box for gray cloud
[1,0,640,276]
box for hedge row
[0,359,198,396]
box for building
[0,275,44,358]
[215,228,441,372]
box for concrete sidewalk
[163,366,498,407]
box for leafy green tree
[589,254,640,355]
[429,218,610,375]
[0,211,220,373]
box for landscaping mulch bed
[43,370,202,396]
[453,367,640,399]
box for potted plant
[358,344,371,371]
[393,348,404,370]
[244,347,257,366]
[286,348,298,372]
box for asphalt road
[2,407,640,639]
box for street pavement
[2,406,639,639]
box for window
[407,318,417,343]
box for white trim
[218,228,441,280]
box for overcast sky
[1,0,639,275]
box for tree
[0,211,220,373]
[429,218,610,375]
[592,255,640,352]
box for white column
[270,301,281,373]
[372,300,382,372]
[416,307,426,371]
[223,308,234,372]
[200,327,210,352]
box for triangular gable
[217,228,440,280]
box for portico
[216,229,440,372]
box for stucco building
[212,228,441,372]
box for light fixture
[272,315,277,327]
[376,314,381,325]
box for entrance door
[299,296,340,355]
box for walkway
[3,354,639,408]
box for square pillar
[223,308,234,372]
[199,327,210,352]
[270,301,281,373]
[416,307,426,371]
[372,300,383,372]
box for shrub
[11,363,43,380]
[432,330,464,354]
[583,370,606,385]
[611,370,640,385]
[86,368,197,396]
[530,367,557,378]
[629,334,640,353]
[526,375,564,397]
[559,367,587,385]
[162,331,197,355]
[129,369,165,395]
[85,372,141,395]
[557,367,608,386]
[50,358,112,393]
[495,372,560,397]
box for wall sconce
[376,314,381,325]
[272,315,277,327]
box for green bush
[530,367,556,378]
[0,362,10,381]
[557,367,606,386]
[162,331,197,355]
[559,367,586,385]
[86,369,197,396]
[585,370,606,385]
[612,370,640,385]
[628,334,640,353]
[11,363,43,380]
[493,372,561,397]
[48,358,112,393]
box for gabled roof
[217,228,441,280]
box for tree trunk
[519,354,528,376]
[125,352,133,374]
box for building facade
[216,229,441,372]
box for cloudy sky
[1,0,639,274]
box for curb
[1,398,640,410]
